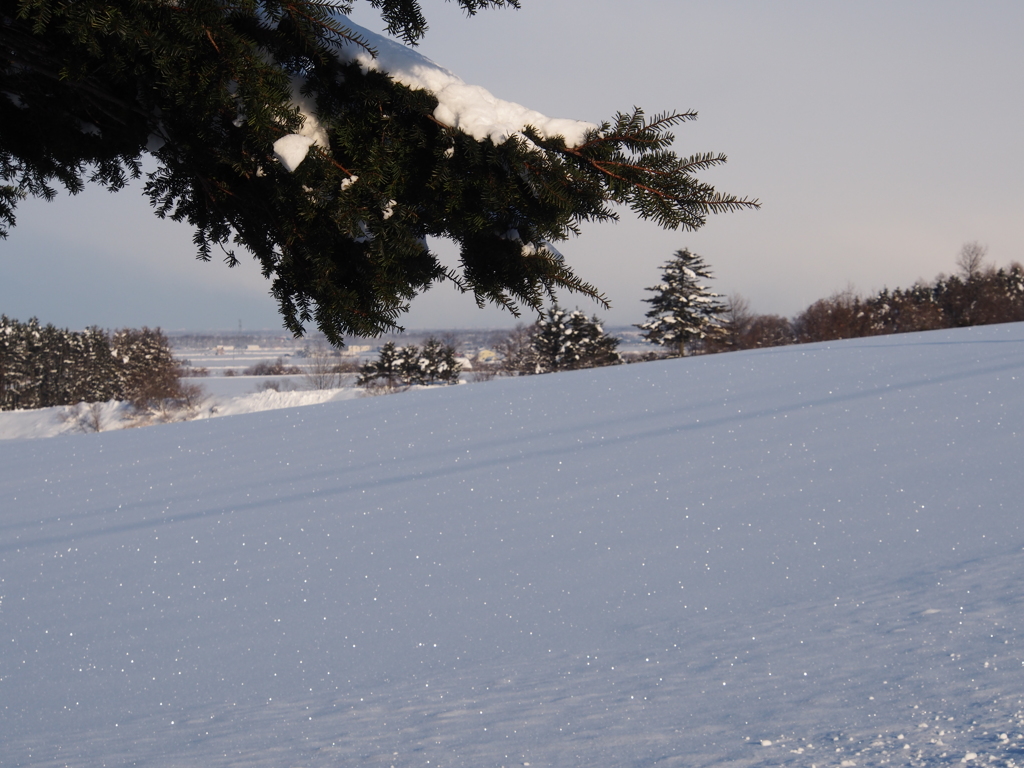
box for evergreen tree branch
[1,1,755,343]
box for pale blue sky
[3,1,1022,334]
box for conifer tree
[357,341,400,388]
[395,344,422,385]
[1,0,757,345]
[510,305,621,374]
[407,338,461,385]
[111,327,185,407]
[0,315,35,409]
[88,326,122,398]
[638,248,727,356]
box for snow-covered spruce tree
[357,340,401,388]
[0,315,35,409]
[110,327,186,408]
[1,1,757,346]
[36,323,71,406]
[57,326,120,404]
[404,338,461,385]
[527,306,622,374]
[638,248,728,357]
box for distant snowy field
[2,323,1023,767]
[0,343,364,440]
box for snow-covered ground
[2,323,1023,767]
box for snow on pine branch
[274,16,597,171]
[500,228,566,260]
[272,78,332,172]
[335,18,596,145]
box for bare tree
[494,324,538,376]
[437,331,464,355]
[720,293,754,349]
[59,402,106,433]
[956,241,988,281]
[303,344,341,390]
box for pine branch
[1,0,756,344]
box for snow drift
[2,323,1023,767]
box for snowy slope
[2,323,1023,767]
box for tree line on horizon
[714,242,1024,353]
[481,241,1024,374]
[3,242,1020,413]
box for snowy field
[2,323,1023,767]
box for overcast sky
[2,0,1022,335]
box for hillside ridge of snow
[3,323,1023,767]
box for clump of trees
[632,241,1024,358]
[529,306,622,373]
[0,317,195,411]
[787,247,1021,347]
[358,338,461,389]
[242,357,303,376]
[495,306,622,375]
